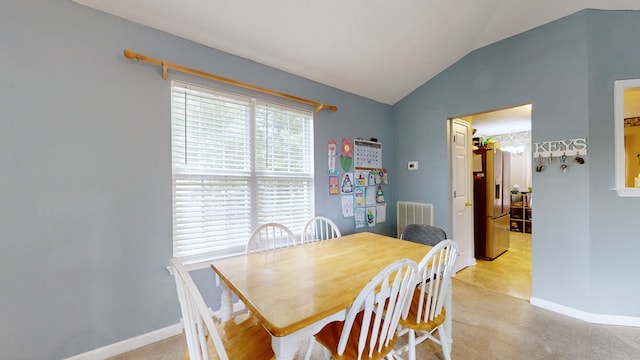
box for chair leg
[388,347,405,360]
[322,346,331,359]
[408,329,417,360]
[438,325,451,360]
[393,326,408,356]
[386,353,401,360]
[303,338,316,360]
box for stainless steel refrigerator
[473,147,511,260]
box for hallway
[455,232,531,300]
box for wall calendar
[354,139,382,170]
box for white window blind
[171,81,314,265]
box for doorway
[452,104,532,300]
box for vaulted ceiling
[74,0,640,105]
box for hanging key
[561,153,568,173]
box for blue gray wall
[3,1,640,359]
[393,9,640,317]
[586,11,640,315]
[0,1,393,358]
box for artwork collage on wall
[328,138,388,229]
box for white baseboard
[64,323,183,360]
[65,300,246,360]
[530,297,640,327]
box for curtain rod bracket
[162,60,168,80]
[123,49,338,113]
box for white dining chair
[245,223,297,254]
[304,258,418,360]
[396,240,459,360]
[169,257,275,360]
[301,216,341,244]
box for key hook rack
[533,138,587,174]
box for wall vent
[396,201,434,238]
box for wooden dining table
[211,232,448,360]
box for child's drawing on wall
[327,139,338,175]
[341,173,353,194]
[366,207,376,227]
[354,208,366,228]
[329,175,339,195]
[354,186,365,207]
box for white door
[450,118,474,273]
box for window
[171,81,314,266]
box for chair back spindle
[246,223,297,253]
[302,216,341,244]
[308,258,418,360]
[398,240,458,360]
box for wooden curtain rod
[123,49,337,113]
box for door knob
[464,201,473,206]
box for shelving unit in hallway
[510,193,531,233]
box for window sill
[176,252,244,272]
[165,260,213,275]
[613,187,640,197]
[182,260,214,271]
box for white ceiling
[74,0,640,105]
[465,104,532,137]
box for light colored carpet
[450,279,640,360]
[109,279,640,359]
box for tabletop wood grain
[211,232,431,337]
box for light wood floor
[455,231,531,300]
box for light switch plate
[408,161,418,170]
